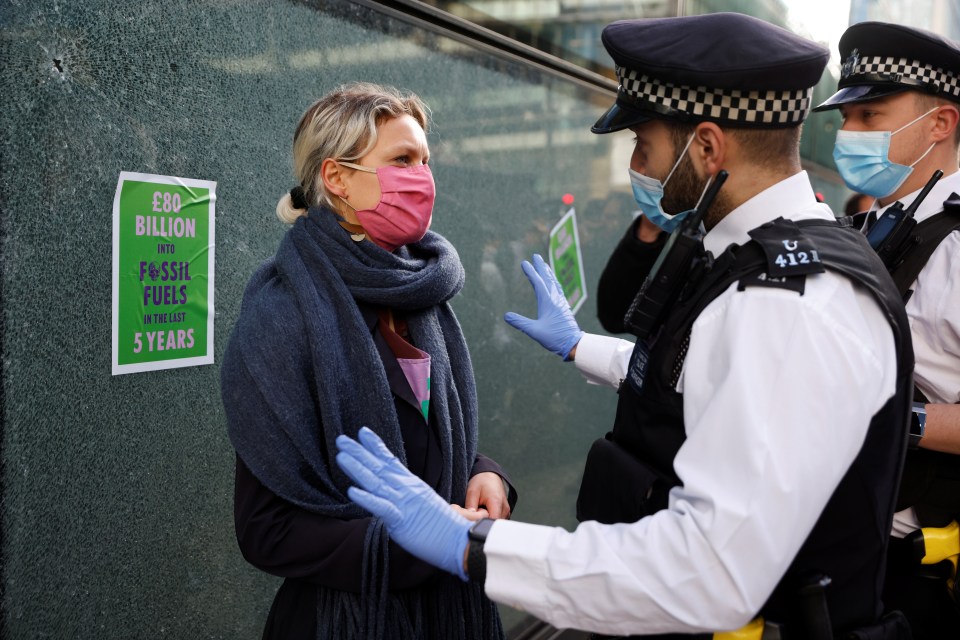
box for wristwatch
[467,518,495,584]
[909,408,926,449]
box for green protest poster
[548,206,587,315]
[112,172,216,375]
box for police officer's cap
[814,22,960,112]
[592,13,829,134]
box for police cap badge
[814,22,960,111]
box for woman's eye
[394,155,410,165]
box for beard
[660,153,733,231]
[660,153,702,215]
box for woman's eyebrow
[381,140,428,156]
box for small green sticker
[548,207,587,315]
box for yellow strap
[713,617,764,640]
[920,520,960,565]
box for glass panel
[1,0,632,636]
[420,0,679,77]
[421,0,855,211]
[422,0,807,75]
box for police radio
[865,169,943,271]
[623,170,729,341]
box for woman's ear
[320,158,347,199]
[692,122,726,177]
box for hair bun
[290,186,308,210]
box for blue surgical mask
[833,107,938,198]
[629,134,696,232]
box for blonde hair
[276,82,430,223]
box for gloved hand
[504,253,584,360]
[336,427,471,581]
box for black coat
[233,306,516,639]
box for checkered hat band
[617,66,813,125]
[850,56,960,99]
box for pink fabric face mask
[338,162,436,252]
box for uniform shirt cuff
[574,333,633,389]
[482,520,557,613]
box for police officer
[334,13,915,638]
[813,21,960,638]
[595,201,665,334]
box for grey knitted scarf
[222,207,502,639]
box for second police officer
[334,13,917,639]
[814,21,960,639]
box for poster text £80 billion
[112,172,216,375]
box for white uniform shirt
[878,170,960,537]
[484,172,898,635]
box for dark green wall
[1,1,628,636]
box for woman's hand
[464,472,511,520]
[451,504,489,521]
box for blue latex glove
[335,427,471,581]
[504,253,584,360]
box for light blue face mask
[833,107,938,198]
[629,134,696,233]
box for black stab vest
[606,218,914,633]
[890,196,960,526]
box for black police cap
[593,13,829,134]
[814,22,960,111]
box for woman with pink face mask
[221,83,514,640]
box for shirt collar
[875,169,960,224]
[703,171,834,256]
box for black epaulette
[736,218,826,294]
[737,271,808,294]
